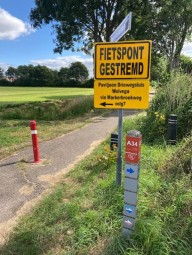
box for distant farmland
[0,87,94,104]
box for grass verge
[0,96,105,160]
[0,116,191,255]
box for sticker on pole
[126,135,142,154]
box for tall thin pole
[116,109,123,186]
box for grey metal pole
[116,109,123,186]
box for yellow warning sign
[94,79,150,109]
[94,41,151,80]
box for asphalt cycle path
[0,110,141,245]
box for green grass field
[0,87,93,104]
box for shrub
[82,78,94,88]
[179,54,192,74]
[140,72,192,142]
[0,79,12,86]
[151,55,169,86]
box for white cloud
[0,8,34,40]
[0,62,10,71]
[31,55,94,77]
[182,42,192,57]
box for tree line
[1,0,192,88]
[1,54,192,88]
[0,62,93,87]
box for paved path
[0,110,141,245]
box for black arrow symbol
[100,102,113,107]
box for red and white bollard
[29,120,41,163]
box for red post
[29,120,41,163]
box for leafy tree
[151,55,169,86]
[14,65,55,86]
[30,0,130,54]
[17,65,33,78]
[179,54,192,74]
[29,65,54,86]
[153,0,192,70]
[0,67,4,79]
[129,0,192,71]
[58,67,69,82]
[68,62,89,82]
[6,67,17,77]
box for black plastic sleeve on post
[110,132,118,150]
[167,114,177,145]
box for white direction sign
[110,12,132,42]
[124,203,137,218]
[123,215,136,230]
[125,164,140,179]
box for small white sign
[110,12,132,42]
[123,216,135,230]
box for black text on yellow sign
[94,79,150,109]
[94,41,151,80]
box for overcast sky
[0,0,192,78]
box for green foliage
[179,54,192,74]
[0,79,11,86]
[125,0,192,72]
[82,78,94,88]
[2,63,91,87]
[0,96,94,121]
[96,145,117,169]
[140,73,192,142]
[67,61,89,82]
[0,117,191,255]
[58,67,69,82]
[160,136,192,177]
[0,67,4,78]
[30,0,129,53]
[6,66,17,77]
[30,0,192,72]
[151,55,169,86]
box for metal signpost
[123,130,142,235]
[93,12,152,237]
[109,12,132,187]
[94,40,151,186]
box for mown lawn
[0,87,93,104]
